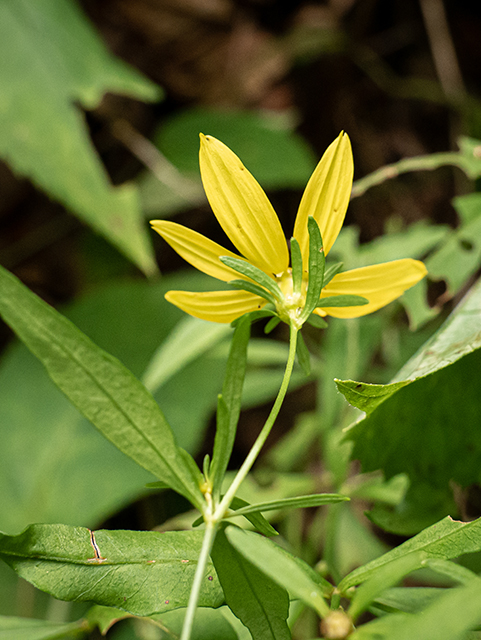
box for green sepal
[228,279,276,306]
[323,262,344,286]
[221,256,283,301]
[296,331,311,376]
[231,307,277,327]
[290,237,304,295]
[307,314,328,329]
[317,294,368,308]
[300,217,325,322]
[264,316,281,334]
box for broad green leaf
[339,515,481,592]
[0,615,87,640]
[341,277,481,502]
[0,524,223,615]
[87,605,133,634]
[226,493,349,518]
[225,526,331,617]
[142,317,231,393]
[0,0,160,274]
[0,273,227,535]
[211,316,251,497]
[211,528,290,640]
[351,579,481,640]
[0,265,203,509]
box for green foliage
[0,0,160,274]
[339,277,481,531]
[0,524,223,615]
[0,264,204,510]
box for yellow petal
[316,259,427,318]
[151,219,244,282]
[165,289,267,323]
[199,134,289,276]
[293,132,353,263]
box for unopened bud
[320,610,353,639]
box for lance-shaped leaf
[226,526,331,617]
[225,493,349,519]
[339,515,481,593]
[0,265,204,509]
[0,525,223,615]
[0,0,160,275]
[211,528,290,640]
[210,316,251,498]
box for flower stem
[180,519,218,640]
[214,324,299,520]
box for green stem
[180,520,218,640]
[214,324,299,520]
[351,151,472,199]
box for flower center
[274,269,308,328]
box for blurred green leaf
[0,524,223,616]
[0,266,204,511]
[351,579,481,640]
[340,277,481,503]
[139,107,317,217]
[211,528,290,640]
[0,615,87,639]
[0,0,160,274]
[426,193,481,294]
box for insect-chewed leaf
[0,524,224,616]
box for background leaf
[0,525,223,616]
[339,278,481,530]
[0,0,160,274]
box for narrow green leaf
[0,615,88,640]
[228,497,278,537]
[0,266,203,509]
[301,217,325,321]
[221,256,283,300]
[229,279,277,306]
[373,587,446,614]
[421,558,480,585]
[211,316,251,498]
[296,331,311,375]
[211,528,290,640]
[317,295,368,308]
[225,493,349,518]
[226,526,330,617]
[339,515,481,593]
[0,524,223,616]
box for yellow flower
[151,133,427,326]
